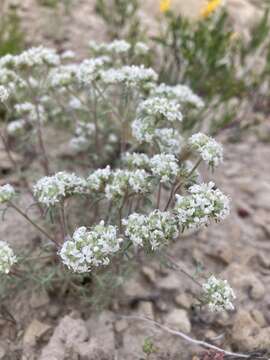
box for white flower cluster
[76,56,110,85]
[202,275,236,312]
[0,241,17,274]
[69,121,95,152]
[132,97,183,146]
[0,85,9,102]
[89,40,131,54]
[6,119,27,136]
[15,102,46,124]
[87,166,111,192]
[89,40,149,57]
[48,64,77,88]
[123,152,150,170]
[100,65,157,87]
[189,133,223,168]
[123,210,178,250]
[150,154,179,183]
[152,84,204,108]
[33,172,86,206]
[105,169,151,201]
[134,42,150,56]
[154,128,182,154]
[0,184,15,204]
[138,97,183,123]
[0,47,60,69]
[175,182,230,229]
[59,222,123,273]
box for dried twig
[120,315,270,360]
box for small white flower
[59,221,123,272]
[202,275,236,312]
[154,128,182,155]
[89,40,131,54]
[61,50,75,60]
[123,210,178,250]
[150,154,179,183]
[105,169,151,201]
[189,133,223,168]
[87,166,111,192]
[0,85,9,102]
[152,83,204,108]
[0,241,17,274]
[13,46,60,69]
[33,172,87,206]
[100,65,157,87]
[6,119,27,136]
[175,182,230,229]
[0,184,15,204]
[123,152,150,169]
[134,42,149,55]
[138,97,183,123]
[76,57,110,85]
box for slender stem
[164,181,177,211]
[10,203,58,247]
[120,316,252,359]
[34,101,50,175]
[188,158,202,178]
[59,202,67,241]
[156,182,162,210]
[165,253,202,288]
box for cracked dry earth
[1,133,270,359]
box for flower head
[200,0,222,18]
[33,172,86,206]
[123,210,178,250]
[0,184,15,204]
[0,85,9,102]
[189,133,223,168]
[0,241,16,274]
[160,0,171,13]
[175,182,230,229]
[87,166,111,192]
[59,222,123,272]
[105,169,151,201]
[202,275,236,312]
[150,154,179,183]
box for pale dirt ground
[1,0,270,359]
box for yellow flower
[160,0,171,13]
[200,0,222,18]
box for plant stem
[120,316,252,359]
[10,202,58,247]
[156,182,162,209]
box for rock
[205,330,218,340]
[142,266,156,284]
[23,319,51,347]
[30,290,50,309]
[222,264,265,301]
[0,150,23,174]
[175,293,192,310]
[158,273,181,291]
[165,309,191,334]
[115,319,128,333]
[41,312,115,360]
[0,343,6,359]
[137,301,155,319]
[123,277,149,298]
[155,299,169,312]
[232,310,270,351]
[251,309,266,327]
[47,304,60,318]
